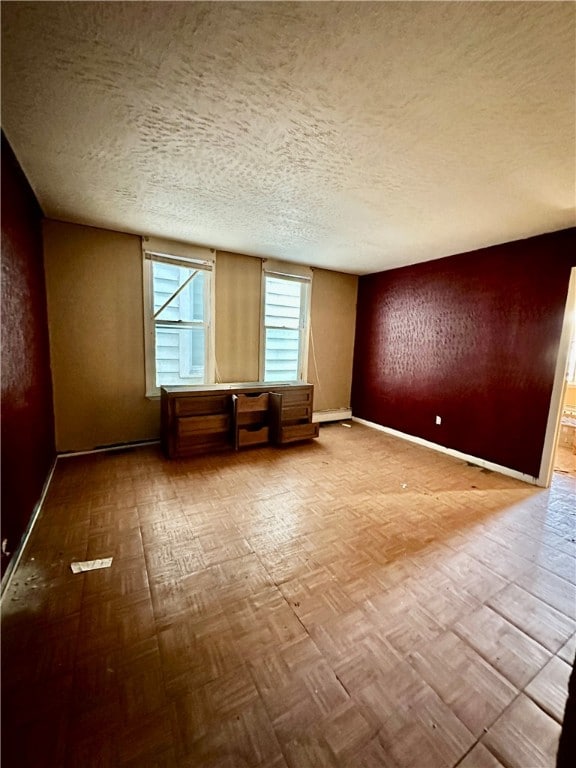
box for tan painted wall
[43,221,159,451]
[43,221,358,450]
[215,251,261,383]
[307,269,358,412]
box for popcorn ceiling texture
[1,1,574,274]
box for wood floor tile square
[558,633,576,665]
[405,566,482,629]
[64,730,118,768]
[36,520,91,550]
[256,546,320,585]
[116,707,177,767]
[299,659,350,716]
[182,700,282,768]
[172,667,261,749]
[408,631,517,736]
[85,527,145,562]
[482,694,562,768]
[368,687,475,768]
[455,743,506,768]
[90,503,140,531]
[159,614,242,692]
[514,566,576,619]
[309,609,384,670]
[331,637,403,694]
[72,649,120,713]
[280,575,356,628]
[4,614,80,685]
[355,658,436,719]
[321,701,379,762]
[82,556,150,602]
[454,604,552,688]
[144,540,207,582]
[214,554,274,604]
[140,516,198,547]
[77,592,156,657]
[265,683,329,744]
[249,652,350,744]
[531,545,576,586]
[340,736,397,768]
[465,540,531,583]
[225,586,308,659]
[436,550,509,602]
[525,656,572,723]
[118,650,167,723]
[488,582,576,652]
[282,735,340,768]
[137,499,185,523]
[200,536,254,567]
[278,635,325,672]
[367,596,445,656]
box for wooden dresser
[160,382,319,458]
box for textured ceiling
[2,1,575,274]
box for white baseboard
[2,439,162,595]
[1,457,58,598]
[352,416,539,486]
[313,408,353,423]
[58,439,160,458]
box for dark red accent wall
[1,132,55,577]
[352,229,576,478]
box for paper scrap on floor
[70,558,113,574]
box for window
[143,239,214,395]
[261,262,312,382]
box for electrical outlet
[435,415,442,425]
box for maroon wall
[1,132,55,577]
[352,229,576,478]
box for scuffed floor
[2,423,575,767]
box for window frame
[259,261,312,384]
[142,240,215,397]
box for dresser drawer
[234,393,269,412]
[280,404,311,421]
[237,425,269,448]
[175,432,230,456]
[271,387,313,406]
[177,414,230,436]
[174,394,229,417]
[278,422,319,443]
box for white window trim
[142,237,216,397]
[259,260,312,383]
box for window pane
[264,277,301,329]
[152,262,205,322]
[264,328,300,381]
[155,326,205,386]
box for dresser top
[161,382,312,395]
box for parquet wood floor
[2,422,575,768]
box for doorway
[541,267,576,484]
[553,364,576,476]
